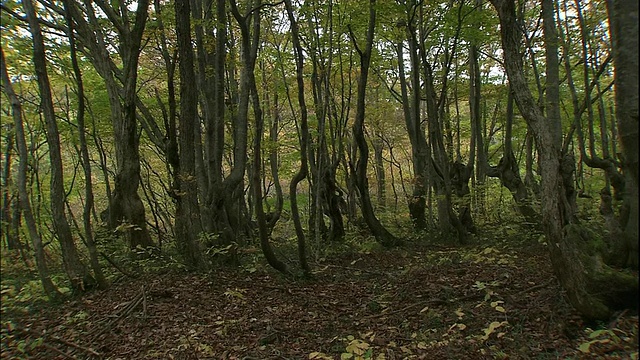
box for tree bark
[396,24,429,231]
[174,0,206,270]
[607,0,639,269]
[1,124,20,250]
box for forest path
[2,238,637,359]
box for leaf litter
[1,239,637,359]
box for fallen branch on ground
[90,285,147,341]
[8,326,100,358]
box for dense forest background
[0,0,638,357]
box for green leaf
[589,329,609,339]
[578,341,592,353]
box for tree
[63,0,155,250]
[283,0,311,275]
[62,0,107,289]
[349,0,401,247]
[23,0,94,292]
[174,0,205,269]
[305,0,346,244]
[396,0,430,231]
[489,0,637,320]
[607,0,639,269]
[1,47,60,300]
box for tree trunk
[396,29,429,231]
[251,60,288,275]
[265,78,284,234]
[1,48,61,300]
[486,88,540,226]
[349,0,401,248]
[65,0,154,250]
[490,0,638,320]
[224,0,256,246]
[1,125,20,250]
[607,0,639,269]
[63,1,108,289]
[284,0,311,275]
[373,135,385,209]
[174,0,206,270]
[24,0,94,292]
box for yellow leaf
[490,301,504,307]
[481,321,507,340]
[457,323,467,330]
[341,353,354,360]
[420,306,429,313]
[346,340,369,355]
[455,308,465,318]
[417,342,427,349]
[309,352,332,359]
[495,306,506,313]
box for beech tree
[23,0,94,292]
[607,0,638,269]
[349,0,401,247]
[489,0,637,320]
[1,47,60,299]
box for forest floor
[1,232,638,359]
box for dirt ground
[1,239,638,359]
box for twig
[365,302,422,319]
[41,343,77,359]
[49,335,101,357]
[10,327,100,357]
[524,279,555,293]
[99,251,139,279]
[314,263,394,277]
[142,285,148,319]
[90,287,146,340]
[609,309,629,329]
